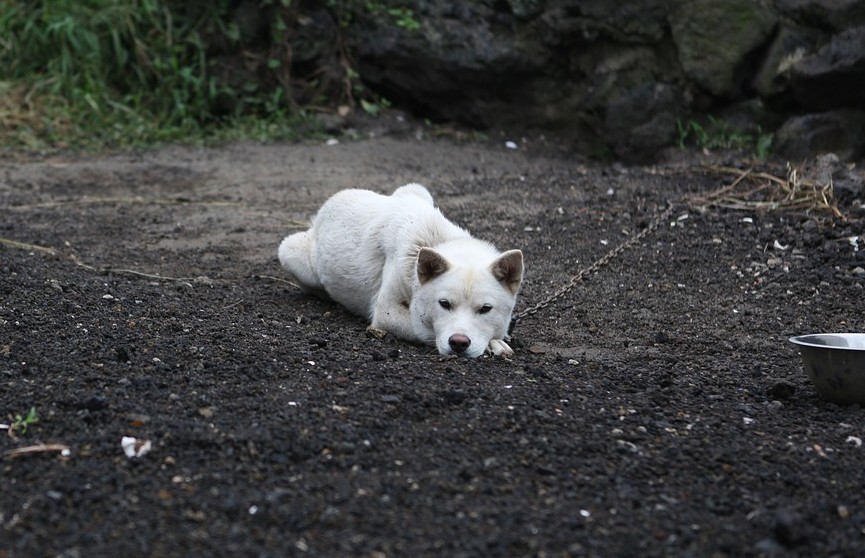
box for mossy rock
[670,0,777,97]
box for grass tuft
[0,1,330,151]
[678,115,773,160]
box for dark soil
[3,136,865,557]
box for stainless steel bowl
[789,333,865,405]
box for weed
[360,97,391,115]
[677,115,773,159]
[755,128,773,160]
[0,1,351,151]
[7,406,39,437]
[365,2,421,30]
[387,7,421,30]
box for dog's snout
[448,334,471,353]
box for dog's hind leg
[392,183,434,206]
[278,231,324,292]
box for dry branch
[690,164,844,219]
[3,443,71,458]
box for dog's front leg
[487,338,514,357]
[369,294,416,341]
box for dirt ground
[2,132,865,557]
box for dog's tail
[278,231,323,291]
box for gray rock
[775,0,865,32]
[605,82,685,162]
[352,1,547,124]
[337,0,865,160]
[810,153,865,197]
[752,26,812,98]
[790,25,865,110]
[537,0,669,44]
[773,110,865,161]
[669,0,777,97]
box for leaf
[360,99,380,115]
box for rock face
[789,26,865,110]
[669,0,776,98]
[773,110,865,161]
[341,0,865,162]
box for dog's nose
[448,334,471,353]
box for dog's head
[411,245,523,358]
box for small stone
[768,380,796,400]
[127,413,150,426]
[774,509,806,547]
[441,390,467,404]
[114,347,130,363]
[77,395,109,411]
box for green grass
[677,115,773,159]
[0,1,316,151]
[8,406,39,437]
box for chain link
[511,201,675,329]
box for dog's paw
[366,325,389,340]
[487,339,514,357]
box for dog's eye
[438,299,452,311]
[478,304,493,314]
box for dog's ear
[417,247,450,284]
[490,250,523,294]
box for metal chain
[511,201,675,327]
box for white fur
[278,184,524,358]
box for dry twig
[0,237,58,255]
[3,443,71,459]
[690,163,844,219]
[1,237,201,283]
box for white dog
[278,184,524,358]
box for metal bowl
[789,333,865,405]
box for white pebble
[121,436,152,459]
